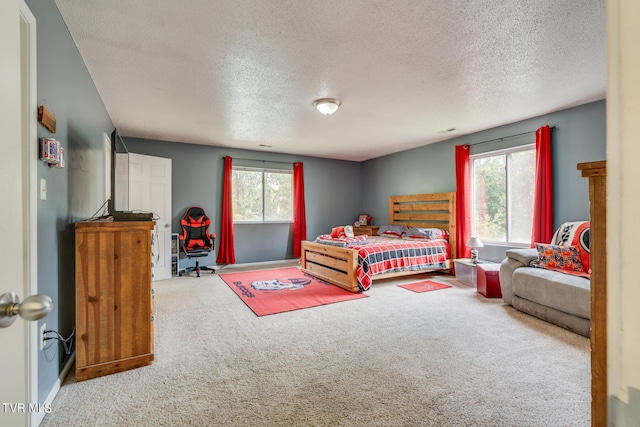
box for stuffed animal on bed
[344,225,354,238]
[330,225,355,239]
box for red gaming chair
[179,206,216,277]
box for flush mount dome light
[437,128,457,134]
[313,98,341,115]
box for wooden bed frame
[301,192,457,292]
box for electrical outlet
[40,323,46,350]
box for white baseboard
[216,259,300,271]
[33,352,76,426]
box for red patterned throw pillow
[534,243,587,276]
[551,221,590,275]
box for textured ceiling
[54,0,606,162]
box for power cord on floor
[44,328,75,355]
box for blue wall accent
[26,0,114,403]
[361,100,606,262]
[122,138,363,264]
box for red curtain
[293,162,307,258]
[455,145,471,258]
[216,156,236,264]
[531,125,554,246]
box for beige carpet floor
[41,264,590,426]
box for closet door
[116,152,172,281]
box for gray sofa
[499,248,590,337]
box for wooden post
[577,160,606,427]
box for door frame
[20,1,40,425]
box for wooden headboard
[389,191,457,259]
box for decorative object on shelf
[357,214,372,226]
[313,98,341,115]
[38,105,57,133]
[466,237,484,263]
[38,137,65,168]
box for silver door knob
[0,292,53,328]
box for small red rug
[398,280,451,293]
[219,267,367,316]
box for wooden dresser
[578,161,607,427]
[353,225,380,236]
[75,220,155,381]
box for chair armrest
[505,248,539,267]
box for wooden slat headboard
[389,191,457,259]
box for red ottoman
[476,263,502,298]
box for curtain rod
[223,156,295,165]
[470,126,556,147]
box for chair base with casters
[178,206,216,278]
[179,255,215,277]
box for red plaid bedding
[349,236,450,291]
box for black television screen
[107,129,117,217]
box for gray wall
[123,138,362,265]
[26,0,114,403]
[361,100,606,262]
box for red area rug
[398,280,451,293]
[219,267,367,316]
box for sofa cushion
[512,268,590,319]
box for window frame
[231,166,294,224]
[470,143,535,247]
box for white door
[1,1,36,426]
[127,153,173,281]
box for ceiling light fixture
[437,128,457,134]
[313,98,341,115]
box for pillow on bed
[534,243,585,275]
[404,228,450,240]
[377,224,409,237]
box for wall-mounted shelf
[39,137,64,168]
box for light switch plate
[40,178,46,200]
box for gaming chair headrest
[182,206,208,223]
